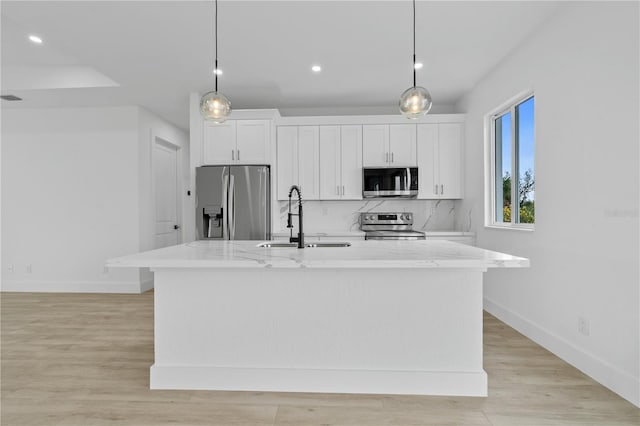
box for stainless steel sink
[256,242,298,248]
[257,242,351,248]
[304,242,351,248]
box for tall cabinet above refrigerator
[196,165,270,240]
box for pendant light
[200,0,231,123]
[399,0,432,118]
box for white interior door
[154,138,180,249]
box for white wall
[1,106,189,293]
[137,107,189,250]
[2,106,141,292]
[137,107,189,287]
[455,2,639,406]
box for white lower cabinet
[276,126,320,200]
[319,125,362,200]
[417,123,463,199]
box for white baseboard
[484,297,640,407]
[1,279,153,294]
[150,364,488,396]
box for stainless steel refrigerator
[196,165,270,240]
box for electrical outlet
[26,264,32,273]
[578,317,590,336]
[8,264,14,273]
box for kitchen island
[107,240,529,396]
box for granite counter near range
[107,239,529,397]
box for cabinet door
[362,125,389,166]
[298,126,320,200]
[203,121,236,165]
[319,126,341,200]
[276,127,298,200]
[389,124,417,166]
[417,124,439,199]
[438,123,463,199]
[236,120,270,164]
[340,125,363,199]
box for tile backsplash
[277,199,459,232]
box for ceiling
[1,1,560,130]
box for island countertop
[107,239,529,270]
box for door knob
[174,225,180,230]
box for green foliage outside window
[502,169,535,223]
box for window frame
[485,90,535,231]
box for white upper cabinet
[340,125,363,199]
[236,120,270,164]
[276,126,320,200]
[298,126,320,201]
[203,121,236,164]
[276,116,463,201]
[362,124,416,167]
[203,120,270,165]
[389,124,417,166]
[319,126,341,200]
[417,123,463,199]
[362,125,389,166]
[319,125,363,200]
[276,127,299,200]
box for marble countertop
[107,240,528,270]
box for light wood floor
[1,292,638,426]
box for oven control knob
[406,214,412,220]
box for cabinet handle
[434,185,438,195]
[385,152,388,162]
[440,184,444,194]
[231,150,235,161]
[391,152,394,163]
[342,185,345,196]
[336,185,340,195]
[237,150,240,161]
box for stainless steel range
[360,212,426,240]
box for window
[488,93,535,229]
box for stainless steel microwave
[362,167,418,198]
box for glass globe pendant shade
[200,91,232,123]
[399,85,432,119]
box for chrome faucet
[287,185,304,249]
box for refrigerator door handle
[222,174,229,239]
[228,174,236,240]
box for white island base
[151,267,486,396]
[108,240,529,397]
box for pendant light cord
[412,0,416,88]
[214,0,218,92]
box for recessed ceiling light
[414,62,423,70]
[28,35,43,44]
[213,68,223,75]
[311,65,322,73]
